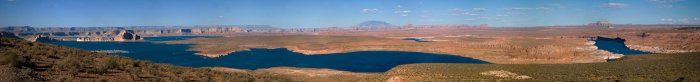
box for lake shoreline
[47,36,489,72]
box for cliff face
[114,30,142,41]
[75,30,143,41]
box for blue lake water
[402,38,432,42]
[593,37,652,55]
[46,36,489,72]
[142,36,223,41]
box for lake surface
[402,38,432,42]
[593,37,652,55]
[46,36,489,72]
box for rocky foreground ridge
[0,35,290,81]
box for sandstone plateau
[162,25,699,64]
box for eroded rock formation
[75,30,142,41]
[114,30,142,41]
[24,35,54,42]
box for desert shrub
[56,57,81,70]
[0,53,18,65]
[93,56,121,74]
[18,66,35,77]
[0,52,32,68]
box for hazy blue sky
[1,0,699,28]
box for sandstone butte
[75,30,144,41]
[164,27,700,64]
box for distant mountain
[239,25,276,29]
[353,21,395,28]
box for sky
[0,0,699,28]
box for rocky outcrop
[114,30,142,41]
[76,37,109,41]
[24,35,54,42]
[75,30,142,41]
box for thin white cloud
[471,8,487,12]
[394,10,411,13]
[498,7,553,17]
[602,3,627,8]
[503,8,535,11]
[551,4,566,9]
[502,7,551,11]
[393,5,411,17]
[394,10,410,17]
[450,8,487,16]
[478,16,492,20]
[538,7,552,10]
[506,12,525,15]
[659,5,674,8]
[449,8,465,13]
[660,18,700,24]
[660,18,673,21]
[463,19,475,21]
[649,0,683,9]
[362,8,380,14]
[450,8,487,12]
[650,0,682,3]
[7,0,15,2]
[462,13,479,16]
[419,15,430,18]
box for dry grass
[383,52,700,81]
